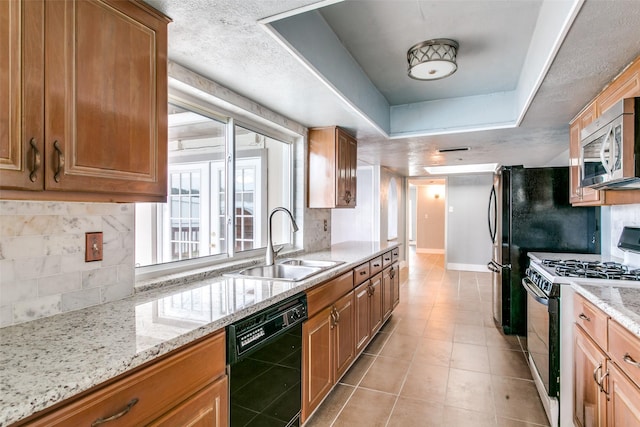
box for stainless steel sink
[278,259,344,269]
[227,259,343,281]
[231,264,322,281]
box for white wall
[601,203,640,257]
[446,174,494,271]
[415,185,446,253]
[332,165,376,243]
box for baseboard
[415,248,445,254]
[446,263,489,272]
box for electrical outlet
[85,232,103,262]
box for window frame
[135,92,298,280]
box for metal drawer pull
[579,313,591,322]
[91,398,139,426]
[53,140,64,182]
[29,138,40,182]
[359,271,367,276]
[623,353,640,368]
[373,263,380,267]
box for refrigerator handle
[488,186,497,243]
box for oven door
[522,277,559,398]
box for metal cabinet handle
[29,138,41,182]
[390,267,395,279]
[91,398,139,426]
[373,263,380,267]
[623,353,640,368]
[593,363,602,387]
[359,271,367,276]
[334,306,340,324]
[53,140,64,182]
[599,370,610,400]
[579,313,591,322]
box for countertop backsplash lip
[0,240,398,427]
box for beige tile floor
[305,250,550,427]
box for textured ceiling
[143,0,640,177]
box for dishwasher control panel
[227,293,308,364]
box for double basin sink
[227,258,344,282]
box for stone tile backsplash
[0,201,135,327]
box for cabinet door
[0,0,44,190]
[607,362,640,427]
[570,103,601,206]
[301,306,333,423]
[574,326,608,427]
[382,267,393,322]
[149,376,229,427]
[335,129,357,208]
[369,273,383,336]
[44,0,167,200]
[354,281,371,354]
[391,264,400,309]
[334,292,355,381]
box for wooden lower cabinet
[574,325,608,427]
[369,272,383,336]
[382,263,401,321]
[354,280,371,355]
[301,291,355,423]
[149,375,228,427]
[607,362,640,427]
[21,331,227,427]
[573,293,640,427]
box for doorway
[408,179,446,254]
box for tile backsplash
[0,201,135,327]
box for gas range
[527,254,640,298]
[527,226,640,297]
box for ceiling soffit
[261,0,584,139]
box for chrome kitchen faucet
[265,207,298,266]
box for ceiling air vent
[437,147,470,153]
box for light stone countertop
[0,241,398,426]
[571,281,640,338]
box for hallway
[305,251,550,426]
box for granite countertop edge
[570,282,640,338]
[0,241,399,426]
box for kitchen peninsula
[0,241,398,426]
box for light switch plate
[85,232,103,262]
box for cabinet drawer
[307,271,354,317]
[382,251,393,268]
[391,247,399,263]
[28,331,226,427]
[574,293,608,348]
[354,262,370,285]
[609,319,640,389]
[369,256,383,276]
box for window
[135,102,294,270]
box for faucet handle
[274,245,284,256]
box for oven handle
[522,277,549,306]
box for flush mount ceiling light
[407,38,459,80]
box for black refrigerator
[487,166,600,335]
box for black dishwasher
[226,293,308,427]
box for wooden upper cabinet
[0,0,44,190]
[0,0,170,202]
[308,126,357,208]
[569,55,640,206]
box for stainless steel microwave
[580,97,640,189]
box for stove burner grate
[541,258,640,281]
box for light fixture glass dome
[407,39,459,80]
